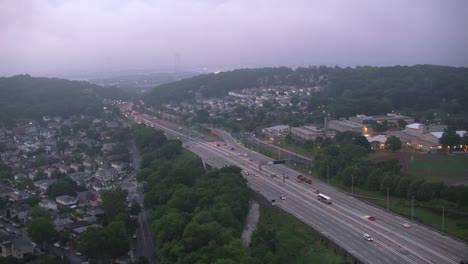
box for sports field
[372,152,468,184]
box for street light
[442,204,445,233]
[411,196,414,221]
[351,175,354,195]
[386,187,389,211]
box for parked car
[53,242,60,248]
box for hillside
[146,65,468,122]
[0,75,126,126]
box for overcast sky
[1,0,467,76]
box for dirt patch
[241,202,260,247]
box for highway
[129,113,468,264]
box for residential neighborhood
[0,113,137,261]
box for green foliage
[137,131,253,263]
[146,65,468,130]
[29,206,52,220]
[132,124,167,151]
[80,221,130,259]
[15,177,34,190]
[129,200,141,216]
[0,162,11,180]
[23,196,41,207]
[0,75,109,126]
[46,176,79,199]
[27,217,57,246]
[251,206,349,264]
[100,188,128,223]
[385,136,402,151]
[440,127,460,148]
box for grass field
[369,151,468,183]
[405,153,468,171]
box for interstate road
[130,114,468,264]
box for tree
[134,256,150,264]
[385,136,402,152]
[29,206,51,220]
[439,128,460,149]
[80,227,107,259]
[353,135,371,151]
[105,221,129,258]
[46,177,78,199]
[395,178,410,198]
[397,119,407,129]
[129,200,141,216]
[34,155,48,167]
[101,188,128,223]
[196,109,210,123]
[56,140,69,154]
[28,217,57,248]
[366,170,382,191]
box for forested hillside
[146,65,468,120]
[0,75,126,127]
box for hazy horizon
[1,0,467,77]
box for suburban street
[129,113,468,264]
[125,138,157,263]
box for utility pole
[442,205,445,233]
[351,175,354,195]
[386,187,389,211]
[411,196,414,221]
[327,165,329,184]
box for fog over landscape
[1,0,467,76]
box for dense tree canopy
[0,75,126,127]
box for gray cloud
[1,0,467,76]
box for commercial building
[349,113,414,127]
[328,120,371,135]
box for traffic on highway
[127,111,468,264]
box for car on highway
[283,175,289,179]
[368,216,376,221]
[280,194,286,200]
[254,173,259,177]
[402,223,411,228]
[313,190,319,194]
[363,233,374,241]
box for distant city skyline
[1,0,467,77]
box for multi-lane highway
[130,113,468,264]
